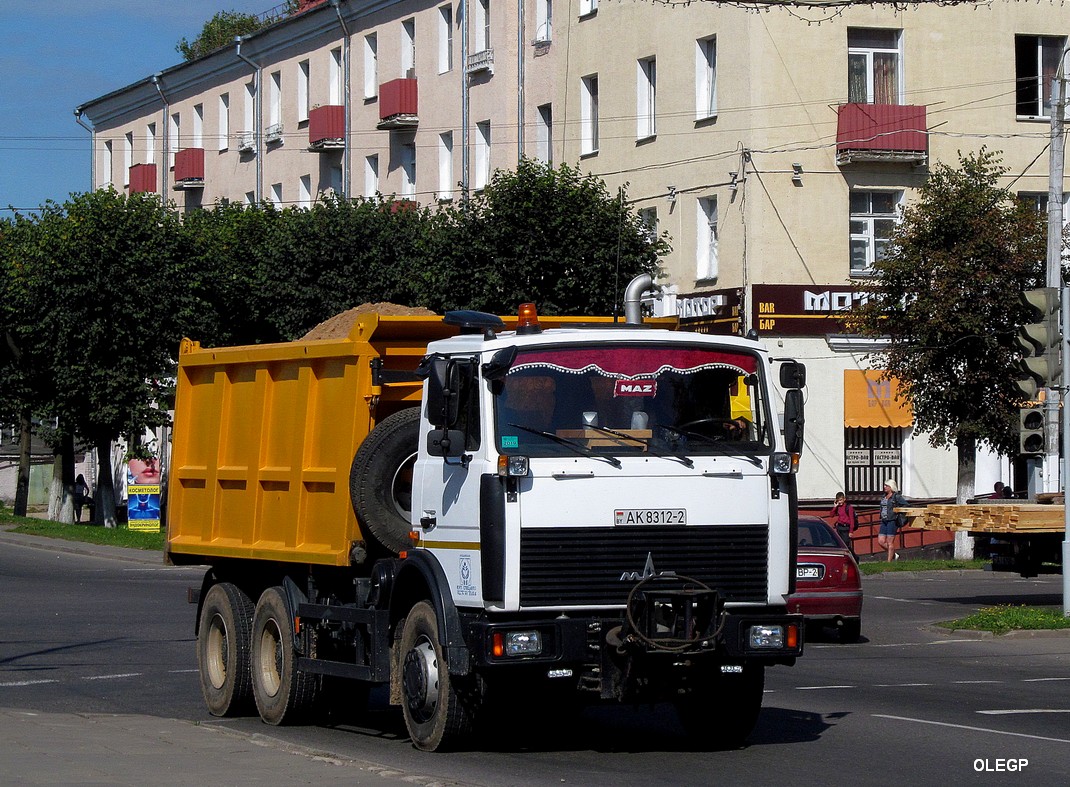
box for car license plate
[614,509,686,525]
[796,565,823,579]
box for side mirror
[783,388,805,454]
[779,361,806,389]
[425,359,462,427]
[427,429,467,458]
[482,346,517,381]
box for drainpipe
[235,37,263,203]
[73,109,95,192]
[461,0,469,200]
[517,0,524,160]
[150,74,169,195]
[328,0,351,199]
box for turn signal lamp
[516,303,542,334]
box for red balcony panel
[309,105,345,148]
[295,0,326,11]
[129,163,157,194]
[836,104,927,164]
[379,78,418,123]
[173,148,205,183]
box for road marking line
[1023,677,1070,682]
[874,683,932,687]
[796,685,856,690]
[978,710,1070,715]
[874,714,1070,744]
[168,669,199,674]
[0,679,60,688]
[870,596,936,605]
[82,673,142,681]
[954,680,1003,684]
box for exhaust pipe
[624,274,654,325]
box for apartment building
[76,0,1069,502]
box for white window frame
[245,191,256,206]
[363,35,378,99]
[695,36,716,121]
[103,140,113,187]
[847,28,902,105]
[536,103,552,164]
[475,120,490,190]
[580,74,599,155]
[438,131,454,200]
[638,206,658,243]
[123,132,132,185]
[535,0,552,42]
[169,112,179,167]
[145,123,156,165]
[269,70,282,128]
[330,47,343,105]
[402,19,416,77]
[270,182,283,208]
[298,60,310,123]
[218,93,230,152]
[299,174,312,210]
[579,0,598,17]
[1015,35,1069,119]
[697,197,718,281]
[192,104,203,148]
[329,165,343,198]
[365,153,379,197]
[244,81,256,137]
[401,142,417,198]
[637,56,656,139]
[438,5,453,73]
[474,0,490,53]
[849,190,901,276]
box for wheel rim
[257,616,283,697]
[402,636,439,723]
[205,612,228,691]
[391,451,417,519]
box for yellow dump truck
[167,279,808,751]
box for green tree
[176,10,267,62]
[849,149,1046,501]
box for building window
[439,5,453,73]
[169,113,179,167]
[1019,192,1070,232]
[696,36,716,120]
[579,0,598,17]
[847,28,900,104]
[146,123,156,165]
[638,206,658,243]
[124,132,132,185]
[244,81,256,138]
[536,103,552,164]
[103,140,113,187]
[401,142,416,198]
[402,19,416,77]
[1015,35,1067,118]
[269,70,282,128]
[850,191,900,275]
[270,182,283,207]
[475,0,490,52]
[637,56,656,139]
[299,174,312,209]
[329,47,343,105]
[438,131,453,200]
[535,0,552,42]
[365,154,379,197]
[581,74,599,155]
[329,165,343,198]
[697,197,718,281]
[298,60,310,123]
[218,93,230,152]
[845,426,903,498]
[245,191,256,205]
[475,121,491,190]
[363,35,378,99]
[192,104,203,148]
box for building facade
[76,0,1070,503]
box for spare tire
[350,407,420,555]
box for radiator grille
[519,525,768,607]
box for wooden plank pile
[902,504,1065,533]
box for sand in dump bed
[301,302,438,340]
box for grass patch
[940,604,1070,634]
[859,558,988,576]
[0,509,164,551]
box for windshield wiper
[507,423,622,469]
[585,424,694,469]
[658,424,763,468]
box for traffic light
[1019,406,1045,454]
[1014,287,1061,399]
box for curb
[0,524,165,566]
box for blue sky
[0,1,271,213]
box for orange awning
[844,370,912,428]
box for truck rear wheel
[250,586,319,725]
[197,582,254,717]
[350,407,420,555]
[677,664,765,749]
[399,601,479,751]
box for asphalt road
[1,529,1067,786]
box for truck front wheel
[399,601,479,751]
[676,664,765,749]
[250,586,319,725]
[197,582,254,717]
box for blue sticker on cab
[501,435,519,448]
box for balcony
[308,105,345,150]
[466,48,494,75]
[173,148,205,189]
[265,123,284,145]
[377,78,418,129]
[238,131,256,153]
[836,104,927,166]
[128,163,156,194]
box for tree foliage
[176,10,268,62]
[849,149,1046,458]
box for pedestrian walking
[74,474,92,523]
[829,491,858,559]
[878,479,907,562]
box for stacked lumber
[903,504,1065,533]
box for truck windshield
[493,344,770,459]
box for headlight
[748,624,785,649]
[770,452,799,474]
[497,454,530,477]
[492,629,542,657]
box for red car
[788,515,863,642]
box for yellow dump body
[166,313,457,567]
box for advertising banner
[127,458,161,532]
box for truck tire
[677,664,765,749]
[350,407,420,556]
[250,586,319,725]
[197,582,254,717]
[398,601,480,751]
